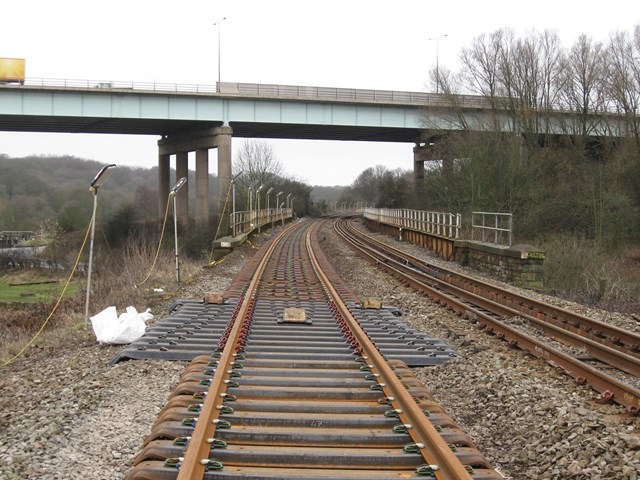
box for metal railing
[219,82,494,108]
[10,77,217,94]
[4,77,493,108]
[471,212,513,247]
[363,208,461,239]
[230,208,293,237]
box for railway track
[125,220,502,479]
[335,217,640,414]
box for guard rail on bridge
[363,208,461,239]
[230,208,293,238]
[471,212,513,247]
[8,77,493,109]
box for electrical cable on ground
[209,181,232,264]
[2,211,94,368]
[135,193,172,288]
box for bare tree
[604,29,640,146]
[234,140,284,187]
[556,34,607,139]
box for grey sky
[0,0,636,185]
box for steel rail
[125,219,502,479]
[175,224,297,480]
[335,219,640,414]
[340,221,640,376]
[305,222,473,479]
[346,219,640,358]
[345,219,640,357]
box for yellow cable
[135,193,172,288]
[2,210,94,367]
[209,180,233,262]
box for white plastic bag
[90,306,152,344]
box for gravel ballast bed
[1,222,639,480]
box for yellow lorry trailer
[0,58,25,84]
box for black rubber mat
[109,299,457,366]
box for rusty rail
[335,218,640,414]
[125,219,502,479]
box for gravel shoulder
[1,222,639,480]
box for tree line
[329,25,640,252]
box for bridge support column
[158,153,170,220]
[214,127,233,235]
[413,144,426,183]
[158,125,234,236]
[175,152,189,223]
[195,149,209,231]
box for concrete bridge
[0,78,617,230]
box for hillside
[0,154,217,232]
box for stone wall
[454,240,545,289]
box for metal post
[280,201,285,226]
[170,177,187,282]
[275,192,283,228]
[230,171,243,237]
[84,164,116,326]
[84,190,98,326]
[214,17,227,91]
[428,34,448,94]
[257,184,264,233]
[266,187,273,227]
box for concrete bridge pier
[157,126,233,234]
[413,141,454,184]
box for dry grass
[0,232,205,363]
[541,234,640,313]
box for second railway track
[124,219,503,479]
[335,217,640,414]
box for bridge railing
[471,212,513,247]
[363,208,461,239]
[7,77,494,108]
[16,78,217,94]
[219,82,494,108]
[230,208,293,237]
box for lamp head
[90,164,116,191]
[170,176,187,195]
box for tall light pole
[230,171,243,237]
[170,177,187,282]
[428,34,448,94]
[248,180,258,228]
[214,17,227,92]
[256,184,264,232]
[286,193,292,210]
[84,163,116,326]
[266,187,273,226]
[274,191,283,228]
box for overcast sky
[1,1,637,186]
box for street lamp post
[275,191,283,228]
[428,34,448,94]
[280,202,285,226]
[256,184,264,232]
[230,171,243,237]
[84,164,116,326]
[266,187,274,225]
[286,193,292,210]
[248,180,258,229]
[170,177,187,282]
[214,17,227,92]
